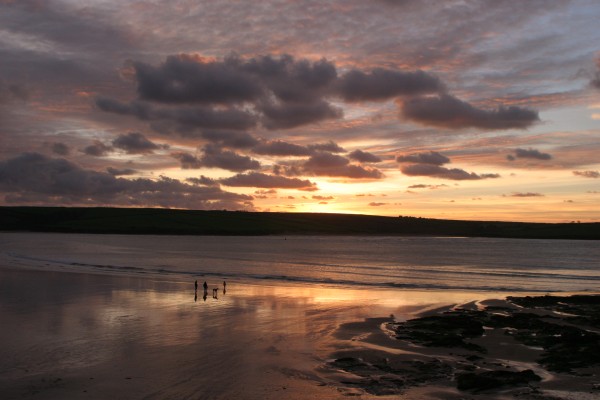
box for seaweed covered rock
[456,369,541,392]
[508,295,600,329]
[391,312,486,352]
[505,295,600,372]
[328,356,452,395]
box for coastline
[1,265,598,399]
[2,206,599,240]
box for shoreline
[1,265,598,399]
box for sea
[1,232,598,293]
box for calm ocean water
[1,232,598,293]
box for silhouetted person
[203,292,207,301]
[212,288,218,299]
[203,281,208,291]
[223,281,227,294]
[195,280,198,291]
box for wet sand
[0,266,597,399]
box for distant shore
[2,206,599,240]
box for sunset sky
[1,0,599,222]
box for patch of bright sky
[0,29,59,54]
[532,107,600,134]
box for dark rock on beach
[328,356,452,395]
[328,295,600,397]
[389,295,600,373]
[391,311,486,352]
[456,369,541,392]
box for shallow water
[1,233,598,292]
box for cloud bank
[0,153,252,209]
[401,94,539,130]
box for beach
[1,265,598,399]
[1,233,599,399]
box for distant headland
[1,206,598,240]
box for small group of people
[194,280,226,302]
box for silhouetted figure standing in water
[202,281,208,301]
[195,280,198,291]
[212,288,218,299]
[223,280,227,294]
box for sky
[1,0,599,222]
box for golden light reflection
[111,281,517,316]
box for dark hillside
[1,207,598,239]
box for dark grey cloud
[348,149,382,163]
[172,152,202,169]
[303,152,384,179]
[308,141,346,153]
[199,144,260,172]
[121,54,344,130]
[112,132,168,154]
[511,148,552,160]
[336,68,444,102]
[111,54,464,132]
[401,94,540,130]
[97,52,547,136]
[573,170,599,178]
[134,54,338,106]
[186,175,219,186]
[272,164,304,177]
[0,152,251,209]
[304,152,349,169]
[241,54,337,103]
[252,140,312,157]
[259,100,342,129]
[400,164,500,180]
[83,141,112,157]
[106,167,137,176]
[396,151,449,165]
[95,97,257,131]
[173,145,260,172]
[201,131,259,148]
[220,172,318,191]
[51,142,70,156]
[134,55,263,104]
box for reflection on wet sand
[0,267,522,399]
